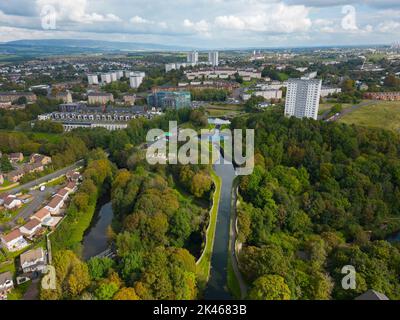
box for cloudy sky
[0,0,400,48]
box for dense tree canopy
[234,111,400,300]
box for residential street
[0,160,84,232]
[2,160,84,195]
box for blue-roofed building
[147,91,191,109]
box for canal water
[82,200,114,261]
[203,132,236,300]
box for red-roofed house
[31,208,52,223]
[56,188,69,201]
[19,219,42,239]
[0,229,28,252]
[65,181,77,194]
[45,195,64,214]
[3,195,22,210]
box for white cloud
[214,3,312,33]
[377,20,400,33]
[183,19,211,37]
[36,0,121,24]
[130,16,150,24]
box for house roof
[56,188,69,197]
[66,182,76,190]
[355,290,390,301]
[46,195,64,209]
[32,208,51,221]
[9,152,23,158]
[6,169,24,178]
[1,229,23,243]
[0,271,12,285]
[20,248,45,266]
[4,196,19,206]
[21,218,41,231]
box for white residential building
[19,219,42,239]
[110,72,118,82]
[165,63,177,73]
[45,195,64,214]
[87,74,99,85]
[116,70,124,80]
[208,51,219,67]
[20,248,47,274]
[3,195,22,210]
[130,72,145,89]
[101,73,112,84]
[255,89,283,100]
[0,229,28,252]
[284,78,322,120]
[187,51,199,64]
[320,87,342,97]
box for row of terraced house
[0,171,81,253]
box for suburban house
[56,188,69,201]
[65,181,78,194]
[0,229,28,252]
[8,153,24,163]
[5,169,25,183]
[20,248,47,274]
[66,170,82,182]
[31,207,52,224]
[23,162,45,174]
[19,219,42,239]
[29,154,52,166]
[0,272,14,300]
[3,195,22,210]
[45,195,64,214]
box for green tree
[248,275,291,300]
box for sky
[0,0,400,48]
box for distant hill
[1,39,194,52]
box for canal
[82,199,114,261]
[203,129,236,300]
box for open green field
[339,101,400,132]
[318,103,353,115]
[205,104,245,117]
[28,132,63,144]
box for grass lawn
[0,204,28,224]
[227,255,241,299]
[7,281,31,300]
[44,176,66,188]
[196,170,222,290]
[28,132,62,144]
[339,101,400,132]
[205,104,244,118]
[0,181,19,192]
[0,260,16,274]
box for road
[2,160,84,195]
